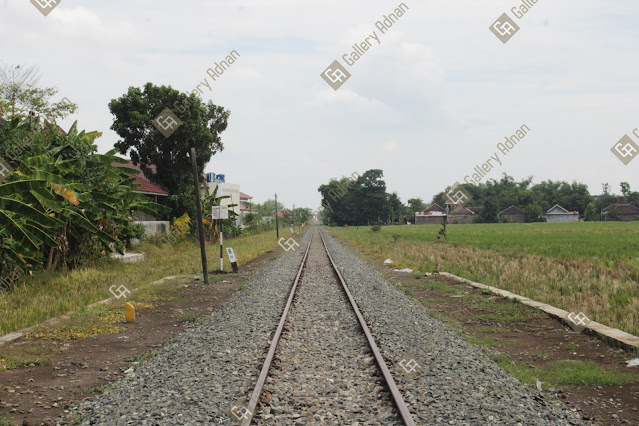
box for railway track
[240,227,415,425]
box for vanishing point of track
[241,228,415,425]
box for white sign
[212,206,229,219]
[226,247,237,263]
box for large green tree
[109,83,230,220]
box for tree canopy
[109,83,230,221]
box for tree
[584,202,599,221]
[387,192,403,225]
[256,199,284,217]
[481,197,499,223]
[407,198,425,213]
[525,202,543,222]
[0,64,77,121]
[109,83,230,220]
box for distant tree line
[318,170,638,226]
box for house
[206,173,241,217]
[546,204,579,222]
[240,192,253,215]
[499,206,526,223]
[113,160,170,235]
[603,198,639,222]
[277,209,291,218]
[448,206,481,224]
[415,204,447,225]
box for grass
[0,343,63,369]
[0,227,291,336]
[330,222,639,336]
[564,343,579,352]
[179,312,202,323]
[24,304,126,341]
[494,354,636,387]
[87,383,118,394]
[132,351,157,363]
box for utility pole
[275,193,279,240]
[190,148,209,285]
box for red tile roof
[240,192,252,200]
[113,160,168,196]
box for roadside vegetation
[0,228,285,336]
[330,222,639,336]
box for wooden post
[190,148,209,285]
[275,193,279,241]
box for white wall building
[208,181,241,216]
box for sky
[2,0,639,209]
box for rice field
[330,222,639,336]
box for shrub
[371,225,382,233]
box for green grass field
[331,222,639,336]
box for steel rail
[240,232,314,426]
[240,228,415,425]
[318,230,416,426]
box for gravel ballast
[69,227,585,425]
[319,228,584,425]
[70,232,312,425]
[253,230,399,424]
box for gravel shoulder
[69,231,312,425]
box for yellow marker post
[125,302,135,323]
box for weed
[87,383,118,394]
[132,351,158,363]
[564,343,579,352]
[179,312,202,323]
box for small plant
[481,288,493,295]
[392,234,401,242]
[564,342,579,352]
[170,213,191,239]
[370,225,382,233]
[179,312,202,323]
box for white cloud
[2,0,639,207]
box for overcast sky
[2,0,638,209]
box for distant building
[448,206,481,224]
[113,160,169,235]
[499,205,526,223]
[546,204,579,222]
[415,204,447,225]
[240,192,253,215]
[603,198,639,222]
[206,173,241,217]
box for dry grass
[330,223,639,336]
[0,228,292,336]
